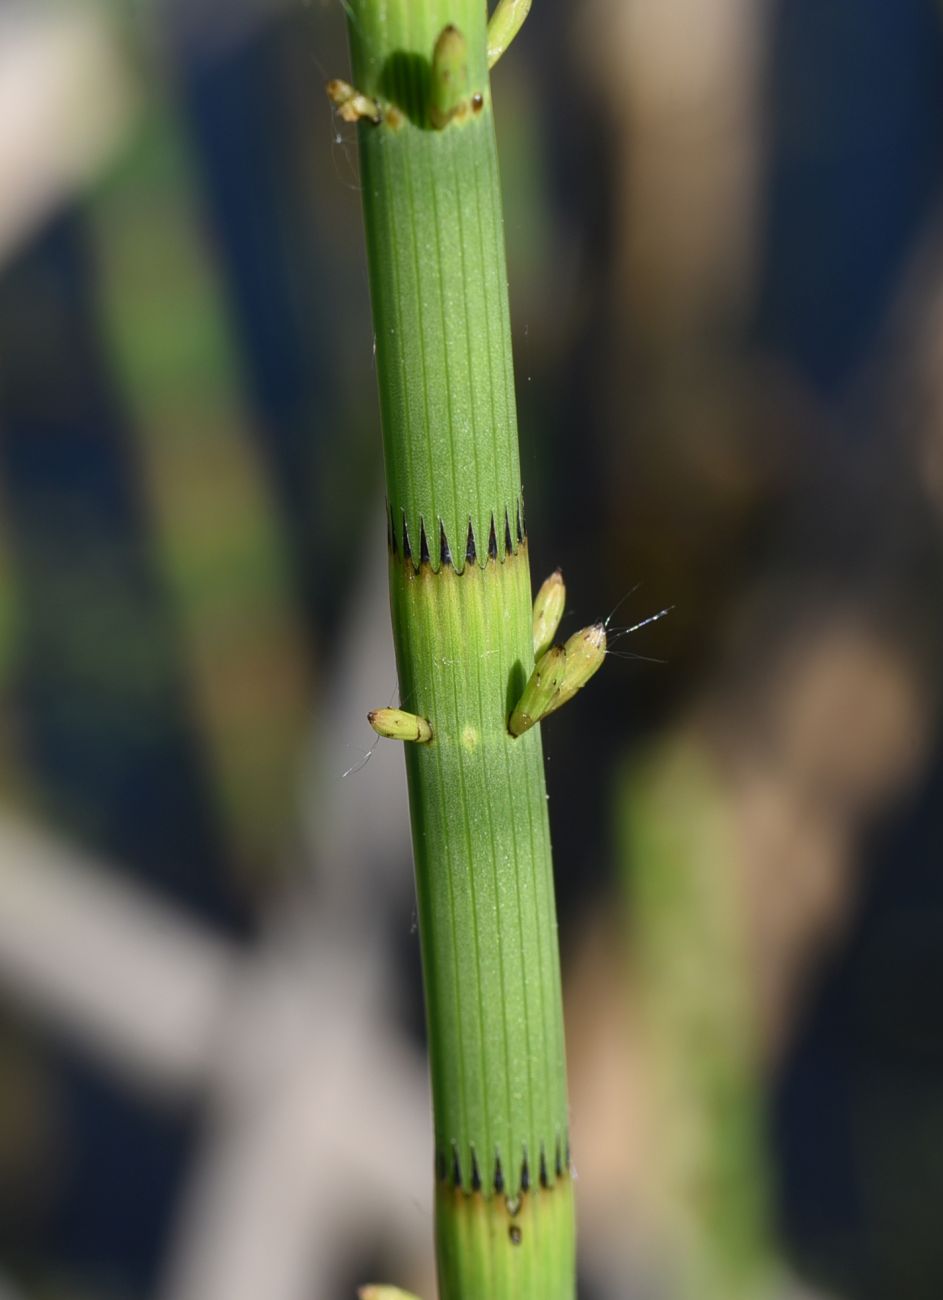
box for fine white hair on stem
[604,604,675,665]
[602,582,643,631]
[607,605,675,639]
[341,735,380,779]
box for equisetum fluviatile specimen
[329,4,600,1295]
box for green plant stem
[620,737,778,1299]
[342,3,574,1296]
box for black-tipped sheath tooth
[520,490,527,536]
[470,1147,482,1192]
[565,1136,571,1171]
[436,1148,447,1182]
[439,520,452,568]
[516,499,524,544]
[555,1136,563,1179]
[520,1151,531,1193]
[419,518,431,567]
[488,514,498,560]
[387,501,395,553]
[493,1153,505,1194]
[402,512,412,561]
[451,1141,463,1189]
[504,508,513,557]
[539,1147,549,1189]
[465,519,477,565]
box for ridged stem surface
[344,2,574,1295]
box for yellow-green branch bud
[509,644,567,737]
[368,707,433,743]
[543,623,606,717]
[325,78,382,124]
[358,1288,422,1300]
[430,25,470,129]
[532,569,566,661]
[487,0,533,69]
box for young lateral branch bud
[368,708,433,744]
[325,78,382,125]
[544,623,607,717]
[532,569,566,661]
[509,644,567,737]
[358,1289,421,1300]
[487,0,533,69]
[430,25,470,129]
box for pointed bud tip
[564,622,606,659]
[435,22,466,50]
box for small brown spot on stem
[472,92,484,112]
[509,1225,523,1246]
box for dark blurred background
[1,0,943,1297]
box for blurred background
[0,0,942,1296]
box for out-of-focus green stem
[620,736,780,1300]
[338,3,574,1297]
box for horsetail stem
[334,3,575,1295]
